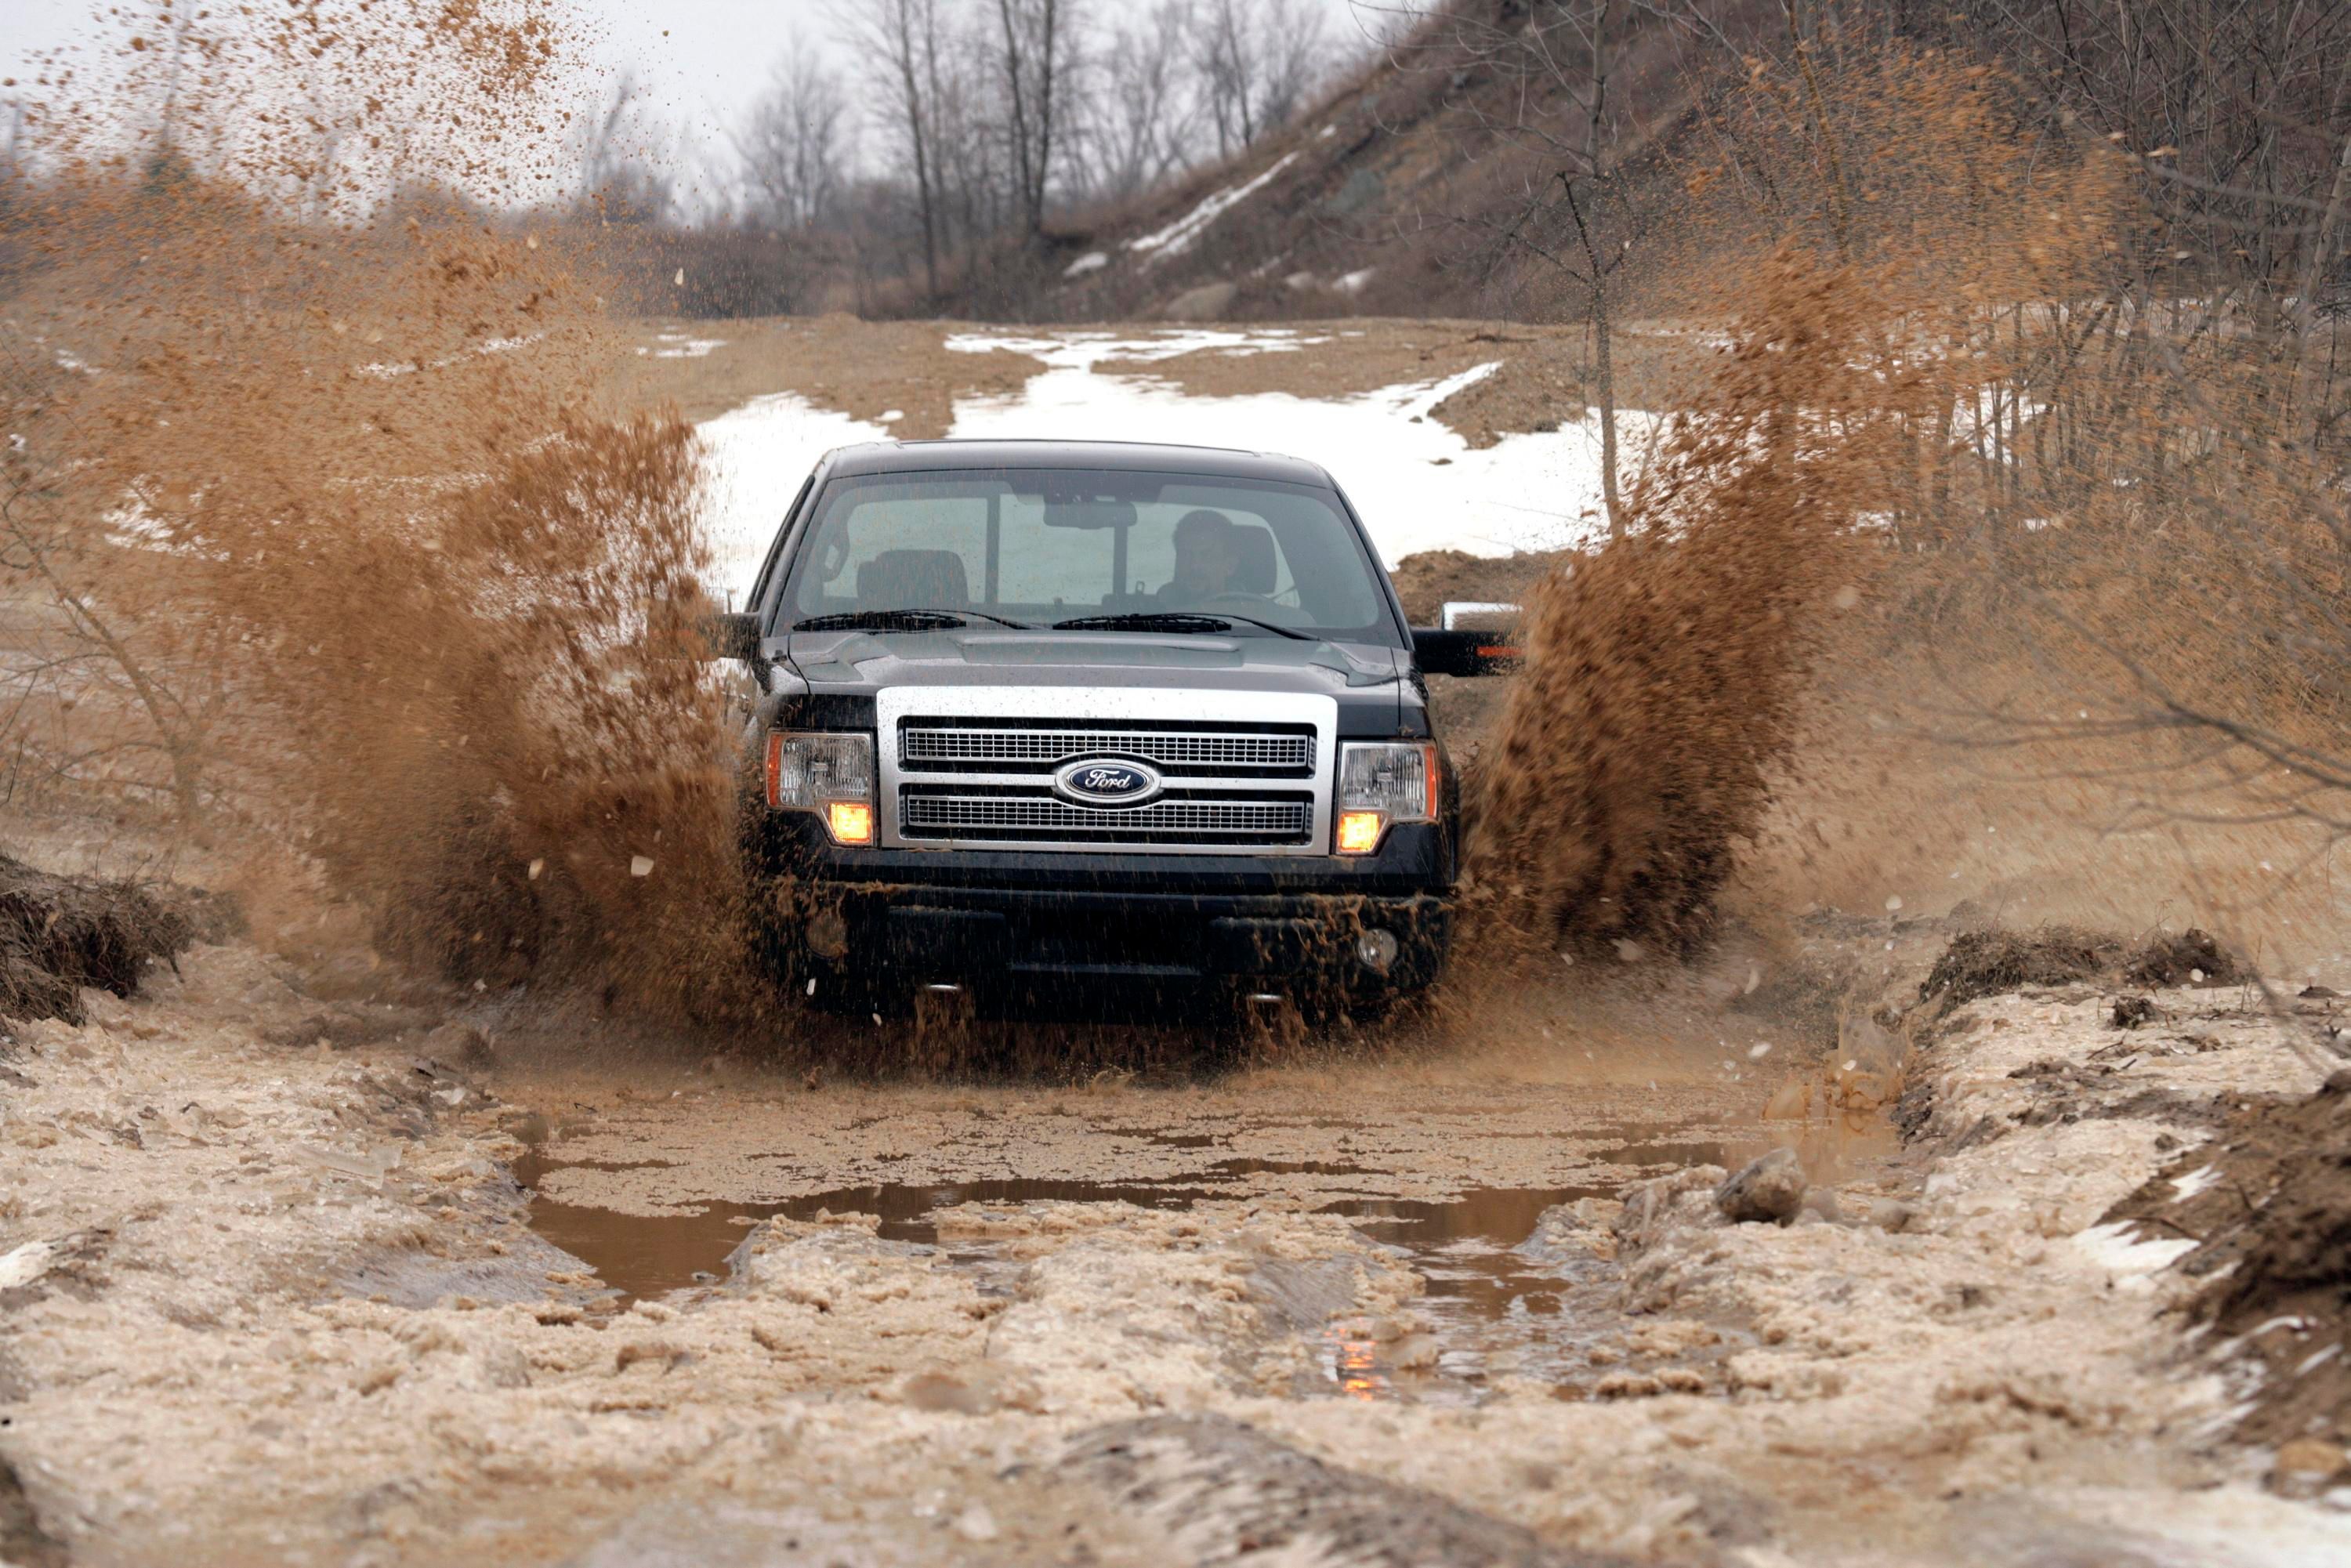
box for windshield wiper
[1055,610,1317,641]
[1053,612,1235,635]
[1200,612,1313,642]
[793,608,1033,632]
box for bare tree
[737,41,850,233]
[0,361,216,825]
[1069,0,1201,204]
[1416,0,1642,534]
[994,0,1078,239]
[577,71,681,226]
[835,0,948,297]
[1187,0,1328,158]
[1252,0,1332,136]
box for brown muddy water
[505,1095,1897,1407]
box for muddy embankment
[4,877,2349,1565]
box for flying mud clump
[2,3,763,1021]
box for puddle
[512,1153,1217,1301]
[1310,1186,1618,1403]
[510,1112,1899,1403]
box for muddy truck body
[708,440,1513,1020]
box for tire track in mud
[1056,1414,1638,1567]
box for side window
[998,493,1115,608]
[810,496,988,606]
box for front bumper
[793,883,1450,1006]
[751,816,1454,1009]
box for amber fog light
[1336,810,1385,855]
[826,800,875,846]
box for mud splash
[4,4,761,1019]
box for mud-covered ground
[5,904,2348,1566]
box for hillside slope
[1040,0,1729,325]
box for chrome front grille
[902,726,1310,774]
[900,792,1311,845]
[876,686,1339,856]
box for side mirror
[1411,628,1521,677]
[701,610,763,662]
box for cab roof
[820,438,1335,488]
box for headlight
[1335,741,1438,855]
[763,731,875,846]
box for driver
[1156,509,1239,606]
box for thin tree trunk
[1784,0,1853,260]
[2291,60,2351,360]
[1034,0,1058,234]
[1594,296,1624,538]
[996,0,1038,237]
[1585,1,1625,538]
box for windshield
[777,467,1400,644]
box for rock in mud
[1159,281,1237,321]
[1715,1149,1808,1226]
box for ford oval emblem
[1053,757,1163,808]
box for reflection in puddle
[512,1112,1898,1403]
[1312,1186,1610,1403]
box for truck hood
[784,627,1405,697]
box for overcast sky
[2,0,1389,183]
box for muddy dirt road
[5,907,2348,1567]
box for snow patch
[701,329,1639,595]
[697,393,891,596]
[1126,152,1300,263]
[2071,1220,2197,1281]
[653,338,726,360]
[1063,251,1109,278]
[0,1240,54,1290]
[2170,1163,2221,1202]
[1335,268,1377,295]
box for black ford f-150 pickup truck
[706,439,1514,1021]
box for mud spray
[4,3,760,1023]
[1456,49,2129,971]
